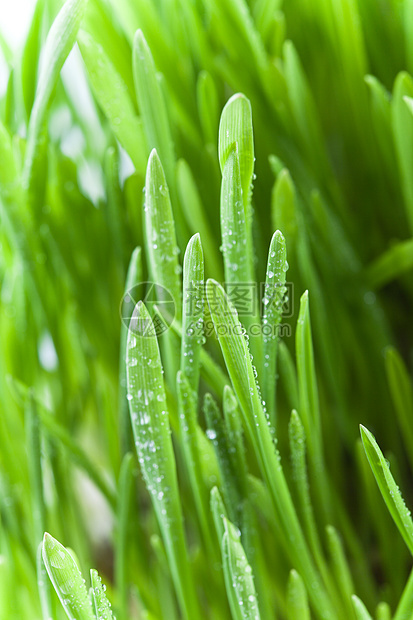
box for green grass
[1,0,413,617]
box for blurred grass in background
[0,0,413,617]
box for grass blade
[352,595,373,620]
[222,518,261,620]
[286,570,310,620]
[126,301,200,620]
[181,233,204,395]
[23,0,87,189]
[360,425,413,554]
[262,230,287,425]
[78,30,147,174]
[133,30,175,185]
[90,569,114,619]
[42,533,94,620]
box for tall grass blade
[286,570,310,620]
[90,569,115,619]
[360,425,413,554]
[42,533,95,620]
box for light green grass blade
[360,425,413,554]
[42,533,94,620]
[222,518,261,620]
[181,233,204,395]
[78,30,147,174]
[133,30,175,185]
[143,149,181,386]
[262,230,287,425]
[144,149,181,319]
[286,570,310,620]
[197,71,219,147]
[376,602,391,620]
[20,0,46,120]
[126,301,200,620]
[219,93,254,219]
[23,0,87,189]
[394,565,413,620]
[90,569,114,619]
[352,595,373,620]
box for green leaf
[351,595,373,620]
[271,168,298,251]
[126,301,200,620]
[262,230,287,424]
[42,533,94,620]
[394,566,413,620]
[286,570,310,620]
[219,93,254,227]
[90,569,114,619]
[133,30,175,185]
[78,30,147,174]
[181,233,204,395]
[221,518,261,620]
[360,425,413,554]
[23,0,87,189]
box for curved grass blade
[222,518,261,620]
[78,30,147,174]
[360,425,413,554]
[23,0,87,189]
[262,230,287,425]
[90,569,114,619]
[367,239,413,289]
[133,30,175,185]
[181,233,204,396]
[126,302,200,620]
[286,570,310,620]
[352,595,373,620]
[42,533,94,620]
[206,279,335,619]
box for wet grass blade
[126,301,200,620]
[90,569,115,619]
[262,230,287,425]
[360,425,413,554]
[222,517,261,620]
[181,233,204,395]
[42,533,94,620]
